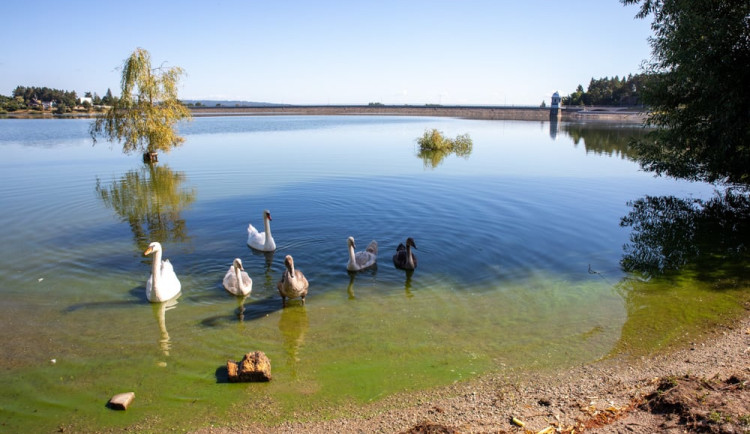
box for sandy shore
[197,304,749,433]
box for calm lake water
[0,116,747,431]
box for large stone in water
[108,392,135,410]
[227,351,272,382]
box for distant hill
[183,100,289,107]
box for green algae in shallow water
[4,271,748,432]
[612,269,750,357]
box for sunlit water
[0,116,746,431]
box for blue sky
[0,1,652,106]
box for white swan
[247,209,276,252]
[277,255,309,307]
[144,241,181,303]
[393,237,418,270]
[346,236,378,271]
[223,258,253,296]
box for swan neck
[406,244,414,268]
[235,266,246,290]
[263,216,274,249]
[264,216,272,238]
[348,244,357,265]
[151,248,162,294]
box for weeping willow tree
[90,48,192,162]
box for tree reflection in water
[560,123,649,160]
[620,189,750,280]
[96,164,196,251]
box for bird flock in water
[143,209,418,306]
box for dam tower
[550,91,562,120]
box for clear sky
[0,1,652,106]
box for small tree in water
[90,48,192,162]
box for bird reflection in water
[247,248,275,293]
[152,296,179,365]
[403,269,415,298]
[278,304,308,379]
[235,295,248,322]
[346,266,378,300]
[347,273,356,300]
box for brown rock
[227,351,272,382]
[108,392,135,410]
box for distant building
[550,91,562,121]
[79,96,93,105]
[550,91,562,109]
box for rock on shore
[227,351,272,382]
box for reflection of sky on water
[0,115,742,432]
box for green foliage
[622,0,750,184]
[416,129,473,168]
[90,48,192,156]
[562,75,648,106]
[54,103,69,114]
[417,128,452,151]
[101,88,114,105]
[0,94,22,112]
[12,85,78,108]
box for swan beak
[144,246,154,256]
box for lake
[0,115,747,431]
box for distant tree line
[0,86,116,114]
[562,74,650,106]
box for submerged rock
[227,351,272,382]
[108,392,135,410]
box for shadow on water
[200,295,283,327]
[64,285,150,312]
[214,365,229,384]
